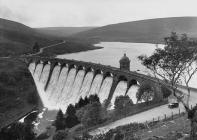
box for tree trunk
[190,120,197,140]
[187,86,191,107]
[188,107,197,140]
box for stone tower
[119,53,130,71]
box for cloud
[0,0,197,27]
[0,1,31,24]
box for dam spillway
[27,57,164,112]
[30,62,115,112]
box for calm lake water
[57,42,161,74]
[57,42,197,88]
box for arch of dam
[22,56,164,112]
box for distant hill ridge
[0,18,60,57]
[72,17,197,43]
[35,27,97,38]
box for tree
[114,95,133,116]
[89,94,100,103]
[138,32,197,139]
[81,102,102,127]
[75,97,89,109]
[32,42,40,53]
[136,83,154,103]
[66,104,76,116]
[65,104,79,128]
[54,109,66,131]
[139,33,196,94]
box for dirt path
[29,40,66,56]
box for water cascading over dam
[28,61,140,112]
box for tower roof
[119,53,130,63]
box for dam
[25,54,164,112]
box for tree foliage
[74,94,100,110]
[66,104,76,116]
[81,102,102,127]
[136,83,154,103]
[138,32,197,94]
[138,32,197,139]
[65,104,79,128]
[114,95,133,116]
[54,109,66,131]
[75,97,90,109]
[32,42,40,52]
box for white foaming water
[126,85,139,104]
[30,63,49,107]
[46,65,61,100]
[34,63,43,82]
[78,71,94,100]
[98,77,113,103]
[88,74,103,96]
[28,62,36,74]
[68,70,85,105]
[110,81,127,109]
[39,64,51,87]
[60,68,76,108]
[52,67,68,105]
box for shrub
[136,83,154,103]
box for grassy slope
[136,114,190,140]
[0,18,60,57]
[0,58,41,129]
[35,27,97,38]
[72,17,197,43]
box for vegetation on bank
[0,112,39,140]
[0,58,41,130]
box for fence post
[153,117,154,122]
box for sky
[0,0,197,27]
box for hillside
[35,27,96,38]
[72,17,197,43]
[0,58,41,129]
[0,18,59,57]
